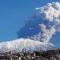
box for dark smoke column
[17,15,43,39]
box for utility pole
[10,51,13,60]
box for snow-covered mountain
[0,38,54,53]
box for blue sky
[0,0,60,47]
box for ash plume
[18,2,60,44]
[35,2,60,43]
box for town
[0,48,60,60]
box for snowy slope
[0,38,53,53]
